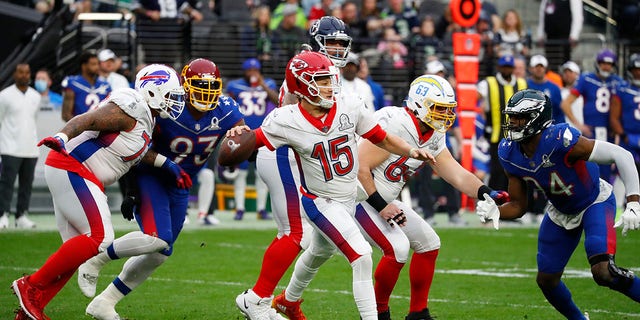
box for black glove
[120,195,139,221]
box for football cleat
[78,259,101,298]
[378,309,391,320]
[236,289,285,320]
[0,212,8,229]
[15,214,36,229]
[272,290,307,320]
[405,308,434,320]
[234,210,245,221]
[12,276,46,320]
[86,295,121,320]
[258,210,272,220]
[584,312,590,320]
[199,214,220,226]
[14,308,50,320]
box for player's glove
[489,190,510,205]
[120,195,139,221]
[614,201,640,236]
[162,160,193,189]
[38,133,69,156]
[476,193,501,230]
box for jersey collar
[298,102,337,133]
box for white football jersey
[370,107,447,201]
[260,94,381,203]
[65,88,155,186]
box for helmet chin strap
[303,95,333,109]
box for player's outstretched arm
[376,133,435,163]
[141,150,192,189]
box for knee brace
[589,254,635,291]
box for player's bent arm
[609,96,625,136]
[376,133,435,163]
[58,102,136,140]
[584,139,640,202]
[357,139,391,195]
[61,89,75,122]
[499,173,529,219]
[560,93,580,125]
[432,148,485,198]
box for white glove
[614,201,640,236]
[476,193,500,230]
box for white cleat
[0,213,8,229]
[86,296,121,320]
[236,289,286,320]
[78,259,101,297]
[584,312,590,320]
[200,215,220,226]
[15,215,36,229]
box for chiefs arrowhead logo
[289,58,309,73]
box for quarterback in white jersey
[355,75,510,320]
[225,52,434,320]
[11,64,190,320]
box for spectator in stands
[559,60,583,127]
[356,55,384,111]
[61,51,111,122]
[35,69,62,111]
[410,15,442,68]
[250,5,273,62]
[476,11,497,77]
[536,0,583,72]
[527,55,564,125]
[615,1,640,40]
[98,49,130,90]
[360,0,383,42]
[269,0,307,30]
[378,0,420,41]
[417,0,446,22]
[133,0,203,22]
[476,54,527,191]
[272,4,307,61]
[308,0,338,25]
[377,27,408,69]
[342,52,375,113]
[0,63,41,229]
[496,9,529,57]
[513,55,527,79]
[480,0,501,32]
[224,58,278,221]
[341,2,363,42]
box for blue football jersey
[612,81,640,135]
[497,123,600,214]
[225,78,277,129]
[572,72,623,128]
[151,95,244,177]
[61,75,111,116]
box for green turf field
[1,212,639,319]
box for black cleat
[405,308,434,320]
[378,309,391,320]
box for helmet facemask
[315,35,352,68]
[502,91,553,142]
[406,75,457,133]
[298,67,340,109]
[135,64,185,121]
[410,98,457,133]
[183,75,222,111]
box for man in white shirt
[559,60,583,127]
[341,52,375,114]
[0,63,42,229]
[98,49,130,90]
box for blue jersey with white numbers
[613,81,640,135]
[497,123,600,214]
[572,72,623,128]
[61,75,111,116]
[225,78,277,129]
[150,95,244,178]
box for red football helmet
[181,58,223,111]
[285,51,340,109]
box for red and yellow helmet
[181,58,222,111]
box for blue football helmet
[308,16,352,68]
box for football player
[610,54,640,179]
[224,57,278,220]
[61,50,112,121]
[356,75,508,320]
[560,48,624,181]
[226,51,435,320]
[11,64,189,320]
[235,16,354,320]
[477,89,640,319]
[75,58,245,320]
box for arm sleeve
[569,0,583,40]
[588,140,640,197]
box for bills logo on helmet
[289,58,309,73]
[138,70,171,87]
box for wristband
[366,191,388,212]
[477,185,493,200]
[153,154,167,168]
[54,132,69,144]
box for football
[218,129,257,166]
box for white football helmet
[135,64,185,120]
[405,75,457,132]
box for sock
[352,255,377,320]
[197,168,214,215]
[30,235,99,287]
[255,175,269,211]
[285,250,330,302]
[99,282,126,305]
[618,276,640,302]
[409,250,438,313]
[234,170,248,211]
[117,252,168,292]
[374,256,404,313]
[541,281,584,319]
[41,270,74,307]
[252,236,301,298]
